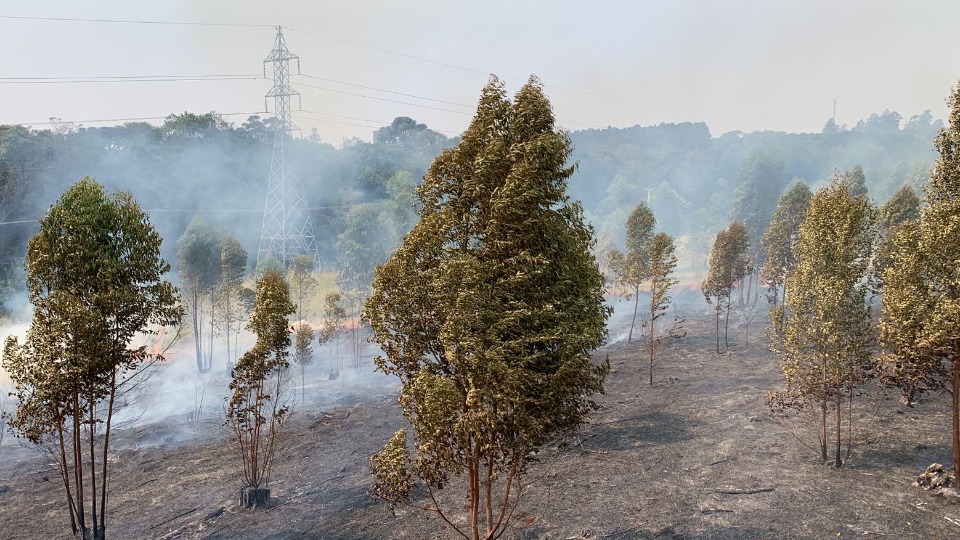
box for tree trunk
[834,386,842,467]
[239,487,270,508]
[628,286,639,343]
[715,303,721,354]
[820,394,828,463]
[952,354,960,483]
[723,301,731,352]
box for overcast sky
[2,0,959,145]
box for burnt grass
[3,314,960,539]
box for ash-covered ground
[2,303,960,539]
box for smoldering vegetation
[0,109,942,435]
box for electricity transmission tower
[258,26,317,267]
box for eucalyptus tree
[701,222,750,353]
[177,216,222,372]
[366,76,609,540]
[871,185,921,297]
[642,232,681,386]
[731,148,789,303]
[761,182,812,346]
[879,81,960,481]
[320,291,346,379]
[760,181,812,307]
[226,269,295,508]
[2,178,181,539]
[218,235,247,367]
[769,175,874,467]
[288,254,317,394]
[608,203,655,343]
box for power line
[11,111,262,127]
[0,219,37,226]
[296,82,472,116]
[295,74,471,108]
[0,74,263,84]
[1,15,632,105]
[0,14,271,28]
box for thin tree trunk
[72,391,86,537]
[715,303,721,354]
[723,300,731,351]
[469,437,480,540]
[99,369,116,537]
[57,422,79,537]
[648,294,655,386]
[88,398,99,539]
[835,384,842,467]
[820,390,828,463]
[628,285,639,343]
[485,458,494,538]
[846,385,854,461]
[952,353,960,482]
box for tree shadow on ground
[578,411,699,452]
[853,441,953,472]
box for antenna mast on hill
[258,26,317,267]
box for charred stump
[240,487,271,508]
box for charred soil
[2,315,960,539]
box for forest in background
[0,108,943,315]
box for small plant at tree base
[226,269,295,508]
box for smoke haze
[1,1,958,144]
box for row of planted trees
[691,81,960,481]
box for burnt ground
[2,313,960,539]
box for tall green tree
[701,222,751,353]
[731,148,789,284]
[879,81,960,481]
[2,178,181,540]
[769,176,874,467]
[177,216,222,373]
[642,232,681,386]
[226,269,295,507]
[760,181,812,307]
[365,76,609,540]
[218,235,247,368]
[761,182,812,347]
[871,185,921,296]
[320,291,346,379]
[608,203,656,343]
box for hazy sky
[2,1,959,145]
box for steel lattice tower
[258,26,317,267]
